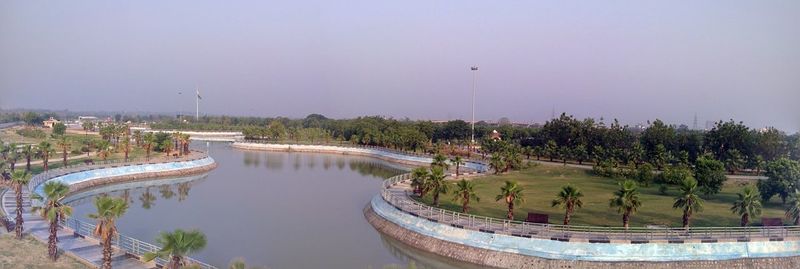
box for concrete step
[58,237,99,251]
[111,257,150,269]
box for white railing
[28,150,216,268]
[64,217,215,269]
[380,173,800,242]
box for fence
[28,150,216,268]
[380,173,800,242]
[64,217,215,269]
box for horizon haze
[1,1,798,132]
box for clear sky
[1,1,798,132]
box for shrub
[16,127,46,139]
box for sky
[1,1,798,132]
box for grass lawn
[417,164,788,228]
[0,234,88,269]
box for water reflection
[241,151,409,178]
[379,234,486,269]
[64,173,207,210]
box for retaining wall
[32,157,216,202]
[368,195,800,267]
[232,142,488,173]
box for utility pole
[470,66,478,145]
[196,86,201,121]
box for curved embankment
[232,142,488,173]
[31,156,216,202]
[231,142,800,268]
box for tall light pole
[470,65,478,145]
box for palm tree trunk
[741,213,749,227]
[49,217,58,260]
[622,211,630,229]
[455,164,460,178]
[682,210,690,228]
[43,154,49,171]
[563,208,572,225]
[102,232,113,269]
[170,256,183,269]
[26,156,31,172]
[63,149,68,167]
[462,195,469,213]
[14,185,24,239]
[433,192,440,206]
[794,215,799,226]
[507,201,515,220]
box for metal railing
[26,150,216,268]
[28,150,209,194]
[380,173,800,242]
[64,217,215,269]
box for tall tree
[22,144,35,172]
[449,156,465,178]
[88,196,129,269]
[410,167,430,197]
[731,186,762,227]
[452,179,480,213]
[96,140,112,161]
[57,136,71,167]
[132,130,143,147]
[551,184,584,225]
[694,155,727,195]
[120,135,131,161]
[144,229,208,269]
[11,170,31,239]
[609,180,642,229]
[143,132,156,160]
[673,178,704,228]
[786,189,800,225]
[495,181,525,220]
[757,158,800,203]
[31,181,73,260]
[425,167,448,206]
[38,141,53,171]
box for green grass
[417,164,788,227]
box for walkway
[1,188,153,269]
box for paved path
[1,188,152,269]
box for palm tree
[6,144,19,171]
[22,144,35,172]
[143,133,156,160]
[609,180,642,229]
[673,178,704,228]
[431,154,449,170]
[449,156,465,178]
[180,133,191,155]
[57,136,71,167]
[120,135,131,162]
[31,181,73,261]
[38,141,53,171]
[425,167,448,206]
[489,153,506,174]
[171,132,182,152]
[452,179,480,213]
[96,140,112,161]
[132,130,143,147]
[143,229,207,269]
[11,170,31,239]
[786,189,800,225]
[731,186,762,227]
[551,184,584,225]
[87,196,128,269]
[409,167,430,197]
[495,181,525,220]
[163,139,174,157]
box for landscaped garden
[416,164,790,228]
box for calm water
[70,142,481,269]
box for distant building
[77,116,99,123]
[490,130,502,141]
[42,117,61,128]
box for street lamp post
[470,66,478,146]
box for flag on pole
[196,89,202,100]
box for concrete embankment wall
[32,157,217,200]
[366,196,800,269]
[231,142,488,172]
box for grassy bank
[417,165,787,227]
[0,234,88,269]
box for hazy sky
[1,1,798,132]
